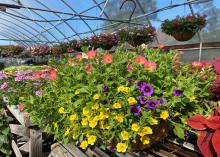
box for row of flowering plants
[18,46,217,153]
[0,45,24,57]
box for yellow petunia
[58,107,65,114]
[121,131,129,141]
[131,123,139,132]
[83,107,90,116]
[87,135,97,145]
[160,111,169,120]
[140,136,150,145]
[115,114,124,123]
[138,126,153,137]
[80,140,88,149]
[81,118,88,126]
[69,114,77,121]
[92,104,99,110]
[116,143,127,153]
[89,120,97,128]
[149,118,158,125]
[93,94,101,100]
[113,103,122,109]
[127,97,137,105]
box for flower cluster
[0,45,24,57]
[27,44,50,56]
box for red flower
[17,104,25,112]
[192,61,206,69]
[87,50,96,59]
[49,68,56,80]
[135,55,147,65]
[85,64,93,73]
[103,54,113,64]
[75,53,82,59]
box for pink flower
[135,55,147,65]
[127,64,134,72]
[49,68,56,80]
[17,104,25,112]
[192,61,206,69]
[87,50,96,59]
[103,54,113,64]
[75,53,82,59]
[144,61,157,72]
[85,64,93,73]
[71,61,77,66]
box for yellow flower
[160,111,169,120]
[117,86,130,93]
[93,94,101,100]
[113,103,122,109]
[121,131,129,141]
[64,128,70,136]
[83,107,90,116]
[116,143,127,153]
[58,107,65,114]
[92,104,99,110]
[80,140,88,149]
[75,90,80,95]
[189,95,196,102]
[138,126,153,137]
[140,136,150,145]
[149,118,158,125]
[123,87,130,93]
[131,123,139,132]
[127,97,137,105]
[98,112,109,120]
[53,122,58,128]
[87,135,97,145]
[89,120,97,128]
[81,118,88,126]
[115,114,124,123]
[69,114,77,121]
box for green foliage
[0,45,24,57]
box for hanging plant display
[69,40,82,52]
[98,33,120,50]
[161,14,206,41]
[117,25,156,47]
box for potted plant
[118,25,156,47]
[69,40,82,52]
[98,33,119,50]
[89,35,100,50]
[161,14,206,41]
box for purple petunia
[35,90,42,96]
[136,81,147,90]
[146,100,158,109]
[158,98,166,105]
[1,82,8,89]
[141,84,154,97]
[15,76,25,82]
[102,85,108,93]
[139,95,148,104]
[173,89,184,96]
[129,105,141,116]
[0,73,7,80]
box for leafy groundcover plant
[24,46,216,153]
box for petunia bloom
[139,96,148,105]
[87,50,96,59]
[144,61,157,72]
[129,105,141,116]
[173,89,184,96]
[135,55,147,64]
[136,81,147,90]
[103,54,113,64]
[141,84,154,97]
[75,53,82,59]
[146,100,158,109]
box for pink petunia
[87,50,96,59]
[49,68,56,80]
[75,53,82,59]
[144,61,157,72]
[135,55,147,65]
[71,61,77,66]
[127,64,134,72]
[192,61,206,69]
[85,64,93,73]
[103,54,113,64]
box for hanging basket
[171,31,196,41]
[100,45,114,50]
[128,39,145,47]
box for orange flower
[85,64,93,73]
[103,54,113,64]
[75,53,82,59]
[144,61,157,72]
[135,55,147,65]
[87,50,96,59]
[49,68,56,80]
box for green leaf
[173,124,185,140]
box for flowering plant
[0,45,24,57]
[97,33,119,50]
[161,14,206,41]
[24,46,216,153]
[68,40,82,52]
[117,25,156,46]
[51,43,69,55]
[27,45,50,56]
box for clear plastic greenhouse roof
[0,0,219,47]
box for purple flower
[15,76,25,82]
[146,100,158,109]
[141,84,154,97]
[139,95,148,104]
[0,74,7,80]
[35,90,42,96]
[158,98,166,105]
[24,76,34,80]
[41,74,48,79]
[102,100,108,104]
[1,82,8,89]
[136,81,147,89]
[129,105,141,116]
[16,70,32,76]
[126,77,135,83]
[173,89,184,96]
[102,85,108,93]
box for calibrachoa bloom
[135,55,147,64]
[173,89,184,96]
[102,54,113,64]
[149,118,158,125]
[35,90,42,96]
[138,126,153,137]
[87,50,96,59]
[141,84,154,97]
[113,103,122,109]
[130,105,141,116]
[75,53,82,59]
[131,123,140,132]
[1,82,8,89]
[93,94,101,100]
[0,73,7,79]
[80,141,88,149]
[102,85,108,92]
[128,97,137,105]
[136,81,147,90]
[127,64,134,72]
[121,131,129,141]
[85,64,93,73]
[139,95,148,104]
[144,61,157,72]
[49,69,56,80]
[146,100,158,109]
[116,143,127,153]
[58,107,65,114]
[192,61,206,69]
[160,111,169,120]
[15,76,25,82]
[87,135,97,145]
[158,98,166,105]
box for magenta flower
[141,84,154,97]
[1,82,8,89]
[173,89,184,96]
[0,74,7,79]
[40,74,48,79]
[136,81,147,90]
[139,96,148,105]
[146,100,158,109]
[15,76,25,82]
[129,105,141,116]
[158,98,166,105]
[35,90,42,96]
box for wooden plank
[50,143,73,157]
[11,140,23,157]
[64,143,88,157]
[29,129,42,157]
[93,147,110,157]
[85,148,101,157]
[19,141,29,152]
[9,124,30,138]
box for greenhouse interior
[0,0,220,157]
